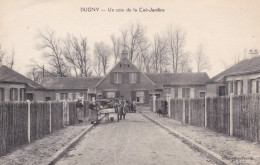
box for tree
[152,34,168,73]
[37,29,69,77]
[6,47,15,69]
[195,44,210,72]
[0,44,5,62]
[111,34,121,65]
[167,26,186,73]
[94,41,111,76]
[120,23,150,63]
[63,34,92,77]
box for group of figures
[88,96,137,122]
[157,98,168,117]
[110,97,137,120]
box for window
[20,88,25,101]
[26,93,34,101]
[257,80,259,93]
[240,81,243,94]
[114,73,122,83]
[72,93,76,100]
[182,88,190,98]
[200,92,206,98]
[230,81,233,94]
[219,86,226,96]
[129,73,137,83]
[107,92,115,98]
[175,88,178,98]
[60,93,68,100]
[248,79,253,94]
[0,88,4,101]
[45,97,51,101]
[136,91,144,103]
[10,88,18,101]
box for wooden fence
[151,94,260,143]
[0,100,83,157]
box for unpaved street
[57,113,216,165]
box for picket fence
[152,94,260,143]
[0,100,90,157]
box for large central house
[40,50,209,104]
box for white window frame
[114,73,122,84]
[129,73,137,84]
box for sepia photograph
[0,0,260,164]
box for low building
[0,62,45,101]
[147,72,209,99]
[40,77,102,101]
[207,56,260,97]
[96,50,210,103]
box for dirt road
[56,113,216,165]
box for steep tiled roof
[41,77,103,90]
[146,72,210,88]
[0,65,44,89]
[211,56,260,82]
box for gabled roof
[211,56,260,82]
[146,72,210,88]
[96,56,156,87]
[0,65,44,89]
[41,76,103,90]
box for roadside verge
[46,114,105,165]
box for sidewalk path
[141,109,260,165]
[0,123,91,165]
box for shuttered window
[60,93,68,100]
[182,88,190,98]
[10,88,18,101]
[129,73,137,83]
[114,73,122,83]
[0,88,4,101]
[20,88,25,101]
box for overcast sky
[0,0,259,78]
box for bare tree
[26,66,42,83]
[37,29,69,77]
[120,23,150,63]
[195,44,210,72]
[111,34,121,64]
[0,44,6,62]
[94,41,111,76]
[92,55,102,76]
[179,53,192,73]
[63,34,92,77]
[152,34,168,73]
[167,26,186,73]
[6,47,15,69]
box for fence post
[153,95,156,112]
[182,98,185,123]
[27,100,31,143]
[188,98,191,124]
[205,96,207,128]
[230,93,234,136]
[167,95,171,118]
[49,101,52,133]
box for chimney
[0,59,2,67]
[121,50,128,59]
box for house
[0,61,45,101]
[207,56,260,97]
[147,72,209,99]
[40,76,102,101]
[96,50,210,104]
